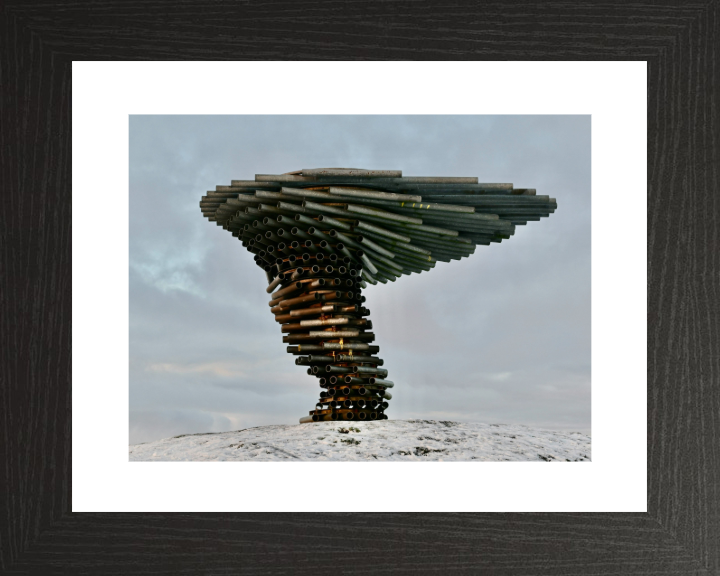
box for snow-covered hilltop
[129,420,591,462]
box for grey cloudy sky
[129,115,591,445]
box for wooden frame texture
[1,2,718,574]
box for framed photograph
[3,4,717,574]
[76,63,642,516]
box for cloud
[485,372,513,382]
[146,362,247,378]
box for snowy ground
[129,420,591,462]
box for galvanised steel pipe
[401,237,478,254]
[394,183,512,192]
[286,345,325,354]
[301,201,350,219]
[331,194,477,215]
[391,253,434,269]
[258,203,296,218]
[306,226,330,241]
[255,174,472,185]
[361,269,378,284]
[353,366,389,376]
[346,204,423,225]
[406,245,474,261]
[303,240,319,254]
[324,365,354,374]
[280,187,334,200]
[262,216,283,229]
[393,176,479,184]
[327,187,422,203]
[385,200,478,214]
[322,343,378,351]
[315,214,352,231]
[405,211,504,228]
[354,235,397,259]
[292,212,320,228]
[355,220,411,243]
[371,262,402,279]
[402,222,459,236]
[406,227,486,243]
[404,233,477,249]
[408,214,509,232]
[335,242,359,263]
[252,220,271,232]
[328,229,362,250]
[335,355,383,365]
[355,250,378,275]
[318,240,335,255]
[420,194,553,205]
[405,244,474,261]
[366,250,402,271]
[303,168,402,178]
[307,355,336,363]
[367,378,394,388]
[255,190,298,202]
[370,269,395,283]
[290,226,313,241]
[253,234,271,247]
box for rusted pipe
[265,274,284,293]
[300,317,349,327]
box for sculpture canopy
[200,168,556,283]
[199,169,556,423]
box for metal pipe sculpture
[199,168,557,423]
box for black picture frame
[2,2,718,574]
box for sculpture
[200,169,556,423]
